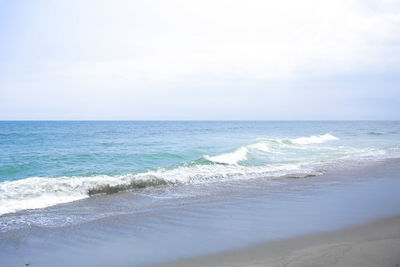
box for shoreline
[1,158,400,267]
[153,214,400,267]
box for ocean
[1,121,400,266]
[1,121,400,224]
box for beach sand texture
[155,215,400,267]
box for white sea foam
[257,133,339,146]
[289,133,339,145]
[249,142,271,152]
[205,134,339,163]
[0,161,313,216]
[204,147,248,165]
[0,175,133,216]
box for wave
[203,133,339,165]
[283,133,339,145]
[204,147,248,165]
[0,162,317,216]
[248,142,272,152]
[87,176,169,196]
[0,175,133,216]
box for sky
[0,0,399,120]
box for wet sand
[154,214,400,267]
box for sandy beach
[155,215,400,267]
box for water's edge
[1,158,400,267]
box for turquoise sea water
[1,121,400,217]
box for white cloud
[1,0,400,119]
[24,0,396,84]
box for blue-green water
[1,121,400,216]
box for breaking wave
[204,147,248,165]
[288,133,339,144]
[260,133,339,145]
[204,133,339,165]
[0,162,319,216]
[87,176,170,196]
[5,133,389,217]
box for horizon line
[1,119,399,122]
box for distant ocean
[1,121,400,231]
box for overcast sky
[0,0,399,120]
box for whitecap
[204,147,248,165]
[288,133,338,145]
[0,161,313,216]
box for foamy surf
[0,161,319,215]
[256,133,339,145]
[0,175,132,215]
[204,134,339,165]
[204,147,248,164]
[1,132,397,216]
[290,133,339,144]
